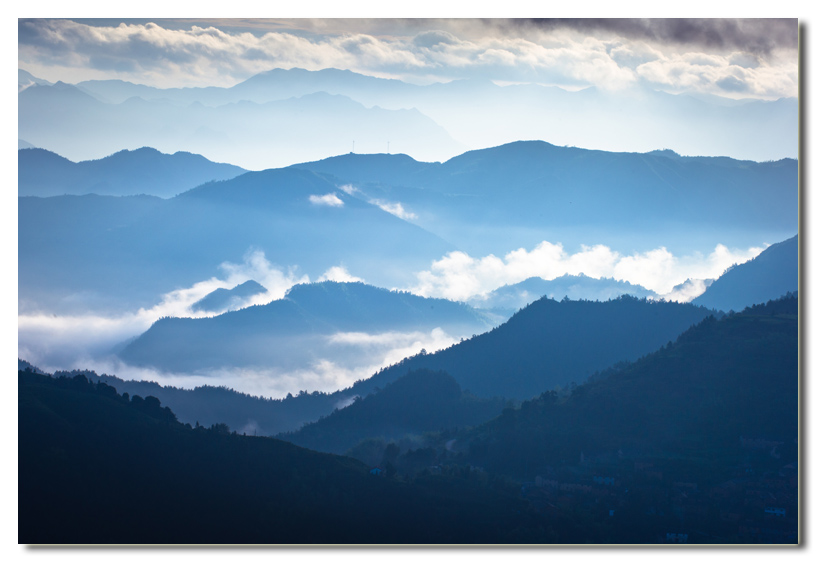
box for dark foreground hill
[349,295,717,400]
[693,235,798,312]
[457,294,798,474]
[19,370,552,544]
[281,370,510,455]
[419,294,797,543]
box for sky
[18,17,799,100]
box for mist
[409,239,766,302]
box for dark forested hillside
[281,369,510,455]
[458,294,798,474]
[693,235,798,312]
[19,370,551,544]
[353,295,797,544]
[349,295,717,400]
[46,369,339,436]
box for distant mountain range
[18,147,246,197]
[469,274,657,315]
[693,235,798,312]
[292,141,798,255]
[18,78,465,170]
[19,169,455,314]
[27,66,796,166]
[118,281,494,373]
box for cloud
[308,193,344,207]
[25,327,462,400]
[371,199,417,220]
[408,240,765,301]
[317,266,364,283]
[18,249,308,370]
[656,278,714,303]
[18,18,798,99]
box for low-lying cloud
[409,240,765,302]
[23,327,462,399]
[18,249,308,370]
[372,199,418,220]
[317,266,364,283]
[308,193,344,207]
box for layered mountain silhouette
[19,79,465,170]
[191,280,268,313]
[469,274,656,315]
[345,295,717,400]
[281,369,510,455]
[18,147,246,197]
[119,281,494,373]
[19,168,455,314]
[454,294,798,476]
[693,235,798,312]
[19,369,546,544]
[292,141,798,255]
[63,67,798,164]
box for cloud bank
[409,240,766,302]
[25,327,460,399]
[19,18,798,99]
[18,249,308,370]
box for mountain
[18,139,36,149]
[40,367,341,436]
[19,81,465,170]
[191,279,268,313]
[281,369,510,455]
[457,293,798,473]
[292,141,799,256]
[18,147,247,197]
[18,69,51,91]
[693,235,798,312]
[74,67,798,164]
[343,295,718,400]
[424,294,799,543]
[469,274,657,315]
[118,281,494,373]
[19,168,456,314]
[19,369,547,544]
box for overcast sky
[18,17,799,100]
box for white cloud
[18,249,308,370]
[654,278,714,303]
[409,240,766,301]
[25,327,462,400]
[18,19,798,99]
[317,266,364,283]
[371,199,418,220]
[308,193,344,207]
